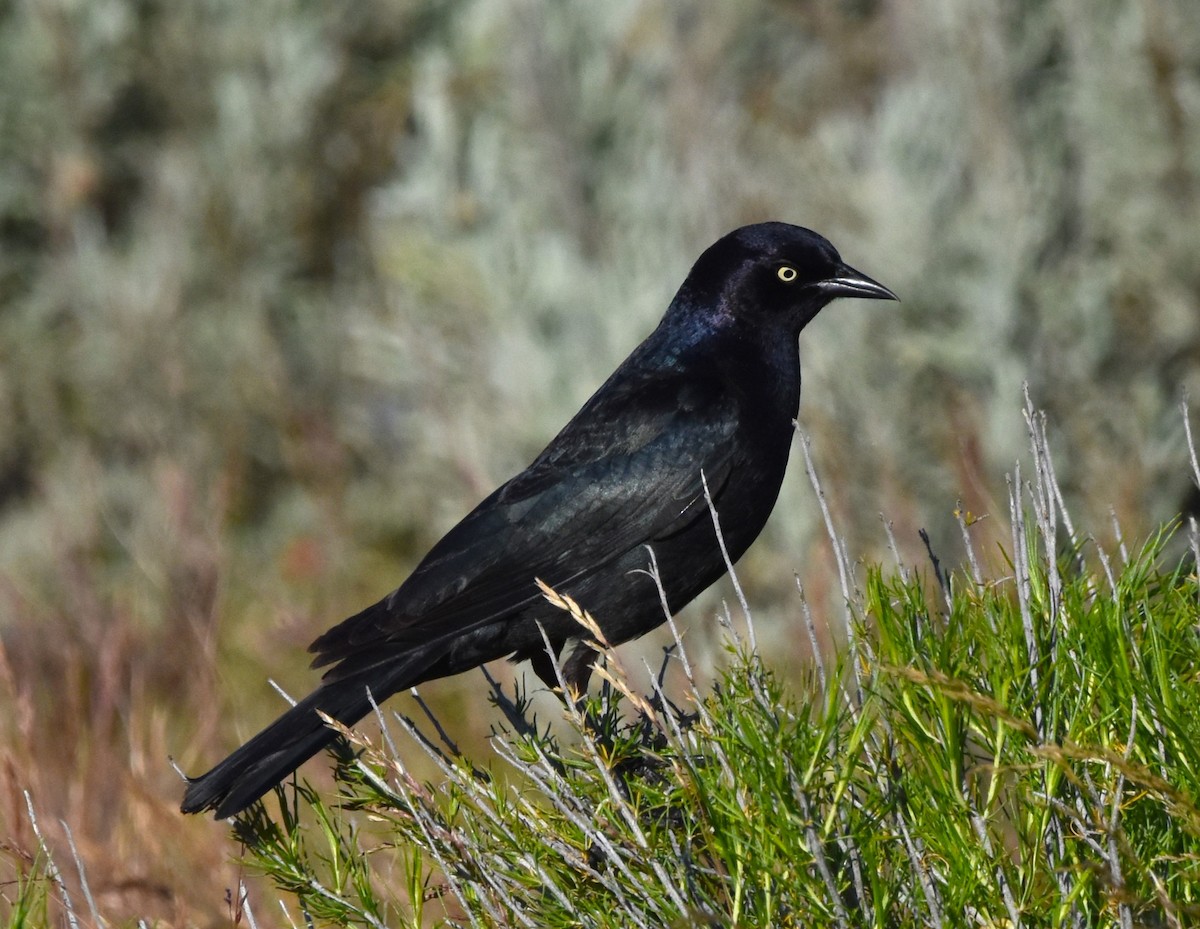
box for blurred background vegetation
[0,0,1197,924]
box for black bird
[181,222,896,817]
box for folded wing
[310,366,738,677]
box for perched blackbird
[181,222,897,817]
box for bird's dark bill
[817,264,898,302]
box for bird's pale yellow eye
[777,265,798,283]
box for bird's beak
[817,263,899,302]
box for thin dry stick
[407,689,463,756]
[1011,435,1074,917]
[712,596,743,650]
[1182,399,1200,587]
[970,812,1022,928]
[895,813,945,929]
[1007,465,1041,738]
[642,653,737,787]
[24,792,79,929]
[638,545,698,685]
[672,489,771,707]
[60,820,101,929]
[358,690,416,796]
[701,470,757,652]
[268,678,299,707]
[1093,534,1119,601]
[797,789,852,929]
[834,803,869,916]
[1023,391,1063,633]
[1110,508,1129,565]
[1190,516,1200,599]
[643,559,726,735]
[796,578,827,694]
[1026,397,1084,678]
[277,896,302,929]
[1181,397,1200,492]
[798,429,862,703]
[362,687,400,758]
[237,881,260,929]
[1025,384,1080,551]
[954,503,985,588]
[798,430,855,610]
[1107,694,1139,929]
[881,513,909,581]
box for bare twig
[954,503,985,587]
[796,577,826,694]
[24,792,79,929]
[919,527,952,613]
[1181,396,1200,492]
[60,821,100,929]
[881,513,909,581]
[701,469,756,651]
[798,428,862,704]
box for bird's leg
[562,640,627,754]
[561,640,597,697]
[529,641,566,694]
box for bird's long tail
[181,652,434,818]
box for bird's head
[674,222,898,336]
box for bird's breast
[717,339,801,546]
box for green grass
[3,857,50,929]
[226,483,1200,926]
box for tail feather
[181,652,434,818]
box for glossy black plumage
[181,222,897,817]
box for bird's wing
[310,365,739,671]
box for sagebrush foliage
[232,518,1200,927]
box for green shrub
[230,406,1200,928]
